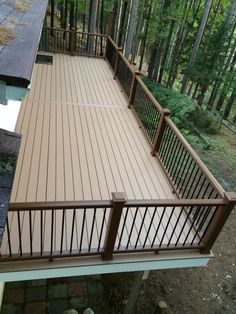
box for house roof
[0,0,48,88]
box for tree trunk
[75,0,79,30]
[192,83,199,100]
[112,0,119,41]
[60,0,65,29]
[124,0,139,59]
[166,0,195,88]
[69,0,75,30]
[63,0,69,39]
[118,1,128,47]
[158,19,175,84]
[208,22,236,109]
[99,0,104,55]
[139,0,153,71]
[223,90,236,119]
[181,0,213,94]
[87,0,98,53]
[196,84,209,106]
[88,0,98,33]
[50,0,54,32]
[216,49,236,111]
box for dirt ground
[91,128,236,313]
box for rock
[83,308,95,314]
[158,300,168,309]
[226,275,232,280]
[63,310,78,314]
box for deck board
[1,54,198,257]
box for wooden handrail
[43,27,107,37]
[9,197,226,211]
[125,198,226,207]
[9,200,112,211]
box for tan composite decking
[11,54,174,203]
[2,54,199,258]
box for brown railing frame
[2,31,235,263]
[2,194,235,262]
[39,27,107,57]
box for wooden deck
[11,54,174,203]
[1,54,201,260]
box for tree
[124,0,139,59]
[181,0,213,94]
[87,0,98,53]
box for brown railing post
[200,192,236,254]
[128,71,140,108]
[151,109,170,156]
[69,28,76,56]
[114,48,122,79]
[104,36,110,60]
[102,192,127,261]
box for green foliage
[144,78,220,136]
[191,106,221,134]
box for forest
[48,0,236,127]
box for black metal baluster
[40,210,43,255]
[151,206,166,247]
[158,127,170,159]
[134,207,148,249]
[50,209,54,255]
[70,209,76,253]
[29,210,33,256]
[172,142,186,183]
[178,157,194,195]
[60,209,65,254]
[17,211,22,256]
[175,206,194,246]
[168,206,184,246]
[98,208,107,251]
[117,207,129,250]
[182,165,199,198]
[168,140,182,177]
[6,217,12,257]
[173,148,187,185]
[126,207,139,250]
[159,207,175,247]
[143,206,157,248]
[88,208,97,252]
[166,136,179,173]
[79,208,86,252]
[188,172,204,199]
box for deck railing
[39,27,106,57]
[1,194,234,261]
[105,37,227,202]
[1,32,235,262]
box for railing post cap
[224,192,236,202]
[163,108,171,115]
[112,192,127,202]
